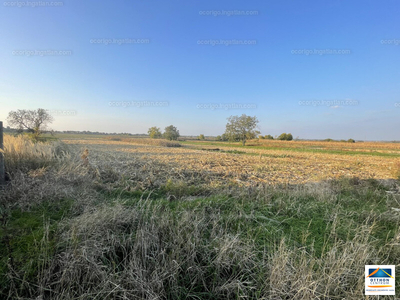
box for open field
[62,137,400,186]
[1,135,400,299]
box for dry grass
[111,137,182,148]
[1,136,399,299]
[63,138,400,188]
[2,135,69,174]
[251,139,400,154]
[394,162,400,180]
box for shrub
[347,138,355,143]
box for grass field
[1,134,399,299]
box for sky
[0,0,399,140]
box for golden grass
[2,135,68,174]
[249,139,400,154]
[108,137,182,147]
[1,135,399,299]
[62,138,400,188]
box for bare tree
[7,108,54,140]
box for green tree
[277,133,293,141]
[216,135,222,141]
[277,133,288,140]
[265,134,274,140]
[198,134,205,140]
[148,126,162,139]
[224,114,260,146]
[163,125,180,141]
[7,108,53,140]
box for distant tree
[148,126,162,139]
[216,135,222,141]
[221,133,229,141]
[347,138,355,143]
[7,108,53,140]
[278,133,293,141]
[163,125,180,141]
[198,134,205,140]
[277,133,288,140]
[324,138,334,142]
[258,135,265,139]
[224,114,260,146]
[265,134,274,140]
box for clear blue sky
[1,0,399,140]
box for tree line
[5,109,306,145]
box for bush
[347,139,355,143]
[265,135,274,140]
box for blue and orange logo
[366,268,394,288]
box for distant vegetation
[277,133,293,141]
[163,125,180,141]
[148,126,163,139]
[324,138,356,143]
[223,114,260,145]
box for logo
[365,265,395,295]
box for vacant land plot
[1,135,399,299]
[64,138,399,187]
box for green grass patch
[0,199,74,295]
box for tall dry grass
[120,137,182,147]
[2,135,69,174]
[1,136,399,299]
